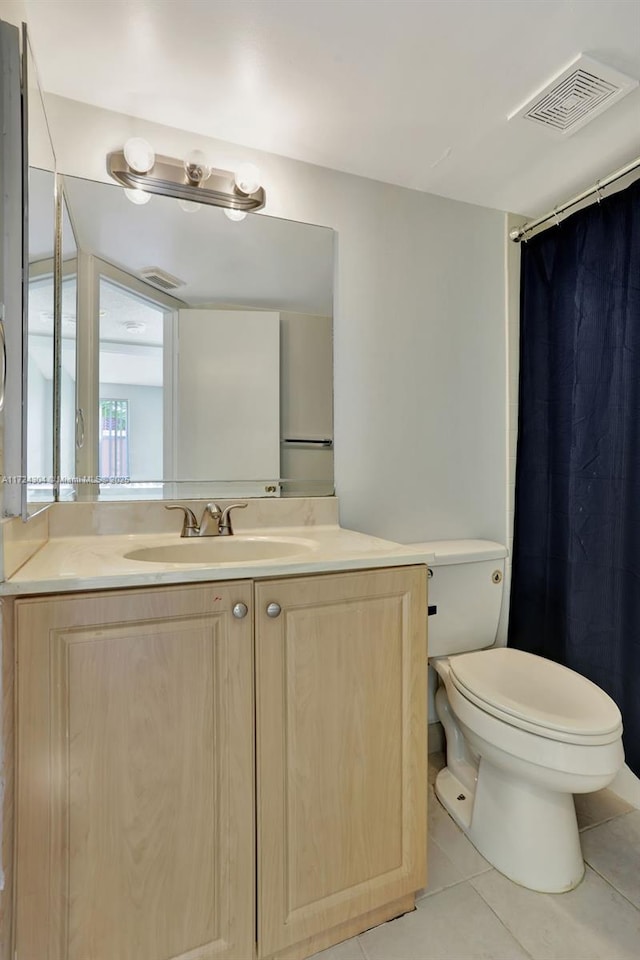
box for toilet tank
[413,540,508,657]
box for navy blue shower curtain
[508,178,640,777]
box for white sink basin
[124,535,316,565]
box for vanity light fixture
[109,139,266,213]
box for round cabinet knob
[266,602,281,618]
[232,602,248,619]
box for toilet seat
[448,648,622,746]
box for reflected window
[60,272,77,500]
[99,399,130,479]
[98,274,165,498]
[27,272,54,501]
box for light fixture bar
[107,151,266,211]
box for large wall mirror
[25,173,334,508]
[26,167,55,508]
[18,20,60,518]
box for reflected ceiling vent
[508,55,638,137]
[123,320,146,334]
[139,266,185,291]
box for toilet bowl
[415,540,624,893]
[433,648,623,892]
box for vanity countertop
[0,524,435,596]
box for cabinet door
[15,581,254,960]
[255,566,427,957]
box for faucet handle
[165,504,199,537]
[219,502,248,535]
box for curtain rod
[509,154,640,243]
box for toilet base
[435,758,585,893]
[434,766,474,831]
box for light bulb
[123,137,155,174]
[124,187,151,205]
[176,198,201,213]
[224,208,247,222]
[235,162,261,195]
[184,149,211,183]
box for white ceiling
[63,174,334,314]
[28,277,164,385]
[23,0,640,216]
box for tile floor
[311,753,640,960]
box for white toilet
[422,539,624,893]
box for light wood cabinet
[13,565,427,960]
[255,567,426,958]
[14,581,255,960]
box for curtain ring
[595,180,604,204]
[553,206,561,228]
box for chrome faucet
[165,502,247,537]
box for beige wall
[0,1,25,28]
[44,94,509,545]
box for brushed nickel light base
[107,151,266,212]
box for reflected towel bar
[282,438,333,447]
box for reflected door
[169,309,281,498]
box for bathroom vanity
[1,503,429,960]
[0,22,430,957]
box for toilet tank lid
[411,539,508,565]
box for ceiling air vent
[139,266,185,291]
[508,55,638,137]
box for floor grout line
[581,860,640,914]
[468,873,537,960]
[355,934,371,960]
[579,807,637,834]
